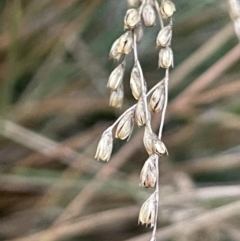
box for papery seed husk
[115,110,134,140]
[130,64,142,100]
[156,25,172,47]
[142,3,156,27]
[153,137,166,156]
[138,193,156,227]
[149,85,165,113]
[117,31,133,55]
[140,155,157,188]
[160,0,176,19]
[135,97,147,126]
[94,129,113,162]
[109,85,124,109]
[124,8,141,29]
[107,63,125,90]
[158,46,173,68]
[109,38,122,60]
[143,125,154,155]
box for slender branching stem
[158,68,169,139]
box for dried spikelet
[115,110,134,140]
[158,46,173,68]
[160,0,176,19]
[135,96,147,126]
[109,38,122,60]
[95,129,113,162]
[142,3,156,27]
[143,125,167,156]
[124,8,141,29]
[138,193,156,227]
[140,154,157,188]
[117,31,133,55]
[130,64,142,100]
[107,62,125,90]
[149,84,165,113]
[156,25,172,47]
[109,85,124,108]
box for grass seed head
[130,64,142,100]
[160,0,176,19]
[124,8,141,29]
[158,46,173,68]
[135,96,147,126]
[138,193,156,228]
[109,38,123,60]
[149,84,165,113]
[140,154,157,188]
[142,3,156,27]
[156,25,172,47]
[95,129,113,162]
[109,85,124,108]
[107,63,125,90]
[115,110,134,140]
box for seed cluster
[95,0,175,240]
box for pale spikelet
[142,3,156,27]
[158,46,173,68]
[95,129,113,162]
[160,0,176,19]
[143,125,167,156]
[140,154,157,188]
[135,96,147,126]
[115,110,134,140]
[117,31,133,55]
[130,64,142,100]
[107,62,125,90]
[124,8,141,29]
[149,84,165,113]
[109,85,124,108]
[156,25,172,47]
[109,38,122,60]
[143,125,153,155]
[138,193,156,227]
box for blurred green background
[0,0,240,240]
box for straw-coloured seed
[130,64,142,100]
[94,129,113,162]
[160,0,176,19]
[138,193,156,227]
[142,3,156,27]
[118,31,133,55]
[124,8,141,29]
[143,125,167,156]
[156,25,172,47]
[135,96,147,126]
[158,46,173,68]
[107,62,125,90]
[115,110,134,140]
[140,154,157,188]
[149,85,165,113]
[109,85,124,109]
[109,38,122,61]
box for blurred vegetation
[0,0,240,241]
